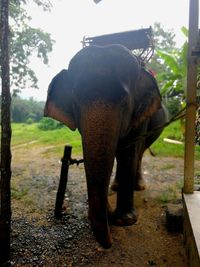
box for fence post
[55,145,72,217]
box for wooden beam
[183,0,199,193]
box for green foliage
[156,181,183,203]
[30,0,52,11]
[156,43,187,97]
[163,98,181,118]
[151,121,184,157]
[156,27,200,144]
[37,117,64,131]
[152,22,176,49]
[147,22,176,74]
[11,186,29,200]
[11,96,45,122]
[147,24,190,117]
[26,118,34,124]
[0,0,54,93]
[151,120,200,160]
[152,27,189,117]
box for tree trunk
[0,0,12,265]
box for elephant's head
[44,45,161,248]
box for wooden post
[183,0,199,193]
[55,146,72,217]
[0,0,11,264]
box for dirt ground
[10,143,193,267]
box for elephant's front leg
[111,147,138,226]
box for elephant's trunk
[80,102,120,248]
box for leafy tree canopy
[11,95,45,123]
[152,22,176,50]
[147,22,176,74]
[0,0,54,94]
[147,23,188,116]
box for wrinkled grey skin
[44,45,167,248]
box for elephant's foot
[111,209,137,226]
[135,177,146,191]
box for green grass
[11,121,200,159]
[11,186,29,200]
[151,120,200,160]
[12,123,82,155]
[156,180,183,203]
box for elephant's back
[68,44,139,77]
[67,45,140,105]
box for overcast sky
[22,0,192,101]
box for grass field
[11,120,200,159]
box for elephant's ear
[44,69,76,131]
[131,68,162,128]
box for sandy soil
[10,143,191,267]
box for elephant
[111,103,167,192]
[44,44,167,249]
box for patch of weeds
[156,182,182,204]
[157,191,171,203]
[22,196,37,210]
[176,180,183,190]
[11,186,29,200]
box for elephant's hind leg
[134,150,146,191]
[111,148,138,226]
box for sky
[21,0,191,101]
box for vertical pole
[55,145,72,217]
[0,0,11,264]
[183,0,199,193]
